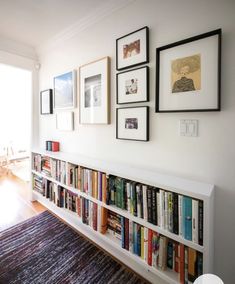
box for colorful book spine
[142,185,148,221]
[129,220,133,253]
[152,188,157,225]
[198,200,203,245]
[173,193,179,235]
[192,199,199,244]
[144,227,148,263]
[183,196,192,241]
[141,226,144,259]
[124,218,129,251]
[121,216,125,249]
[147,187,152,223]
[148,229,153,266]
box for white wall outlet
[179,119,198,137]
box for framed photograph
[79,57,110,124]
[56,111,74,131]
[156,29,221,112]
[117,66,149,104]
[116,106,149,141]
[116,26,149,71]
[40,89,53,114]
[54,70,76,109]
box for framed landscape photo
[116,26,149,71]
[116,106,149,141]
[156,29,221,112]
[40,89,53,114]
[79,57,110,124]
[54,70,76,109]
[117,66,149,104]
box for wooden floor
[0,172,46,231]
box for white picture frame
[79,57,110,124]
[54,70,76,109]
[56,111,74,131]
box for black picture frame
[116,106,149,142]
[156,29,221,113]
[40,89,53,115]
[116,26,149,71]
[116,66,149,104]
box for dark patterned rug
[0,211,147,284]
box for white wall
[37,0,235,282]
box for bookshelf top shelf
[32,148,214,200]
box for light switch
[179,119,198,137]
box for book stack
[107,176,203,245]
[32,153,42,172]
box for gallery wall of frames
[40,26,221,142]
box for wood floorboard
[0,173,46,231]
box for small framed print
[54,70,76,109]
[116,106,149,141]
[116,26,149,71]
[40,89,53,114]
[156,29,221,112]
[117,66,149,104]
[56,111,74,131]
[79,57,110,124]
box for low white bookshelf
[31,149,214,284]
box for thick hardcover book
[148,229,153,266]
[192,199,199,244]
[115,177,122,208]
[93,203,98,231]
[136,184,142,218]
[126,182,131,213]
[142,185,148,221]
[98,171,102,201]
[178,195,183,236]
[124,218,129,251]
[183,196,192,241]
[164,191,168,231]
[179,244,185,284]
[101,207,108,234]
[105,175,110,205]
[158,236,167,270]
[102,173,107,203]
[159,190,165,228]
[147,187,152,223]
[141,226,144,259]
[121,216,125,249]
[144,227,148,262]
[136,224,141,257]
[129,220,133,253]
[168,192,173,232]
[197,252,203,277]
[173,193,179,235]
[152,232,159,268]
[109,175,116,205]
[198,200,203,245]
[188,248,197,282]
[174,243,179,273]
[167,241,173,269]
[133,223,137,255]
[152,188,157,225]
[184,247,188,284]
[132,183,137,217]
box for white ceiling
[0,0,111,48]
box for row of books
[33,175,203,282]
[32,155,203,245]
[32,155,107,201]
[33,175,108,234]
[108,210,203,283]
[108,176,203,245]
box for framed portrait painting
[116,66,149,104]
[156,29,221,112]
[116,106,149,141]
[79,57,110,124]
[40,89,53,114]
[54,70,76,109]
[116,26,149,71]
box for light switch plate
[180,119,198,137]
